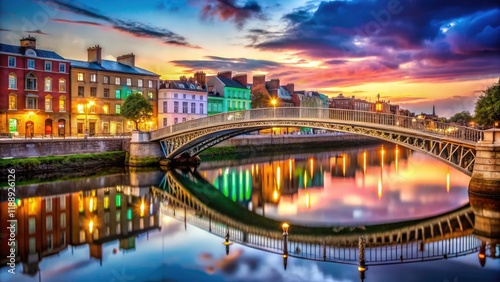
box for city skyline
[1,0,499,117]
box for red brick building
[0,36,70,137]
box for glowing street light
[86,100,95,137]
[271,98,277,118]
[222,227,233,255]
[282,223,289,270]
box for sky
[1,0,499,117]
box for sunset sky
[1,0,499,117]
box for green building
[206,71,251,115]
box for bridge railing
[151,108,484,143]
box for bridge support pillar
[469,129,500,197]
[127,131,163,166]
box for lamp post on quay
[282,223,289,270]
[85,100,95,138]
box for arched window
[8,94,17,110]
[45,94,52,112]
[59,78,66,92]
[59,96,66,112]
[25,73,37,90]
[44,77,52,91]
[8,73,17,89]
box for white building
[158,80,207,127]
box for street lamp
[86,100,95,137]
[358,236,367,281]
[271,98,277,118]
[222,227,233,255]
[282,223,289,270]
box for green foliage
[474,81,500,126]
[251,91,270,108]
[449,111,473,125]
[121,93,153,130]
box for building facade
[69,46,159,136]
[0,36,70,137]
[251,75,294,108]
[158,79,207,127]
[207,71,251,115]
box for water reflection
[199,144,471,225]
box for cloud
[51,18,103,27]
[25,29,50,35]
[171,56,284,73]
[250,0,500,84]
[199,0,266,29]
[45,0,198,48]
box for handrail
[150,108,484,143]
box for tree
[251,91,271,108]
[121,93,153,130]
[475,80,500,127]
[449,111,473,126]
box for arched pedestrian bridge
[150,108,484,175]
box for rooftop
[69,59,159,77]
[0,43,66,60]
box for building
[158,77,207,127]
[206,71,251,115]
[0,36,70,137]
[292,90,324,108]
[69,46,159,136]
[251,75,294,108]
[329,93,375,112]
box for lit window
[115,77,121,85]
[77,72,84,81]
[115,104,121,114]
[8,73,16,89]
[45,95,52,112]
[103,76,109,84]
[90,73,97,82]
[115,89,121,99]
[59,97,66,112]
[126,78,131,86]
[77,104,84,113]
[148,80,153,88]
[44,77,52,91]
[9,94,17,110]
[60,213,66,228]
[59,79,66,92]
[148,92,153,100]
[138,79,143,87]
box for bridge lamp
[494,121,499,128]
[222,228,233,255]
[282,222,289,270]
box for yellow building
[69,46,159,136]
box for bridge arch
[151,108,483,175]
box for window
[173,101,179,113]
[46,198,52,211]
[183,94,186,99]
[182,117,186,122]
[192,95,195,100]
[103,103,109,114]
[138,79,143,87]
[115,89,121,99]
[77,72,84,81]
[90,73,97,82]
[9,94,17,110]
[182,102,188,113]
[25,73,37,90]
[115,77,121,85]
[60,195,66,209]
[46,215,53,231]
[174,118,178,124]
[126,78,132,86]
[148,80,153,88]
[29,237,36,253]
[138,91,143,95]
[59,63,66,73]
[163,118,167,126]
[26,96,38,109]
[103,76,109,84]
[59,79,66,92]
[8,73,16,89]
[29,218,36,234]
[78,86,84,97]
[173,93,178,98]
[45,95,52,112]
[200,96,203,100]
[115,104,121,114]
[77,122,83,134]
[199,103,204,114]
[77,104,84,113]
[162,101,168,113]
[191,102,196,113]
[27,59,35,69]
[59,97,66,112]
[148,92,153,100]
[104,88,109,98]
[126,90,131,98]
[8,56,16,67]
[61,213,66,228]
[44,61,52,71]
[44,77,52,91]
[90,87,97,97]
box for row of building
[0,36,416,137]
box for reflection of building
[0,186,160,275]
[0,36,71,136]
[211,168,252,206]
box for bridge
[153,169,495,268]
[150,108,485,176]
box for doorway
[45,119,53,136]
[25,121,34,138]
[58,119,65,137]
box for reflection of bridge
[155,169,482,266]
[150,108,484,175]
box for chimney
[252,75,265,86]
[188,76,194,84]
[117,53,135,67]
[179,75,188,83]
[232,73,247,87]
[217,70,232,80]
[284,83,294,95]
[20,35,37,49]
[87,45,102,64]
[268,78,280,90]
[194,71,206,86]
